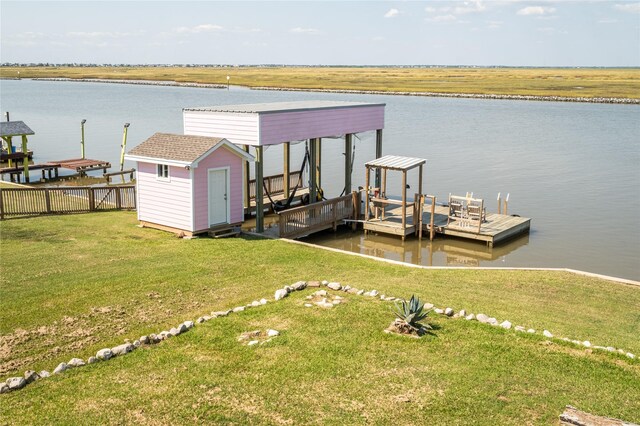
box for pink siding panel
[136,162,193,231]
[193,147,245,231]
[183,111,259,146]
[259,106,384,145]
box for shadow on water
[302,225,530,268]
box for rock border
[1,280,635,394]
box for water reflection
[303,226,530,268]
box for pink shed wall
[193,147,245,231]
[259,105,384,145]
[137,162,193,231]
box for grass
[1,211,639,423]
[2,66,640,99]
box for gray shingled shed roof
[127,133,253,165]
[183,100,385,114]
[0,121,35,137]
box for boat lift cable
[262,145,310,212]
[338,133,358,197]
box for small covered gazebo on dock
[1,120,35,182]
[363,155,427,241]
[183,100,386,233]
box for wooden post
[116,187,122,209]
[0,188,4,220]
[381,169,387,197]
[504,194,509,215]
[375,129,383,189]
[5,137,13,168]
[45,189,51,213]
[88,188,95,211]
[418,164,423,199]
[401,170,407,231]
[430,195,436,241]
[316,138,322,191]
[308,139,317,203]
[344,133,352,194]
[351,191,358,230]
[255,146,264,232]
[21,135,29,183]
[364,166,370,221]
[497,192,502,214]
[244,145,251,212]
[283,142,290,197]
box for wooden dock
[0,162,60,182]
[364,204,530,247]
[55,158,111,175]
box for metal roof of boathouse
[183,100,385,114]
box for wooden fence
[249,171,302,201]
[0,186,136,219]
[278,193,356,239]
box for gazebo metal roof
[184,100,385,114]
[365,155,426,171]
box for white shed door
[208,169,228,226]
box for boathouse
[125,133,254,236]
[182,100,386,232]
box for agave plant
[392,295,432,331]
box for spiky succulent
[392,295,432,330]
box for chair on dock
[447,194,486,233]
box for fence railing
[0,186,136,219]
[249,171,303,201]
[278,193,356,239]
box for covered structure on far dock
[183,100,386,233]
[1,120,35,182]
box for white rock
[212,310,231,317]
[314,290,327,297]
[527,329,536,334]
[6,377,26,390]
[250,301,261,307]
[196,317,206,324]
[177,323,188,333]
[370,290,379,297]
[424,303,434,310]
[500,321,512,330]
[626,353,636,359]
[343,285,351,292]
[169,327,181,336]
[39,370,51,378]
[87,357,98,364]
[357,290,364,295]
[96,348,113,361]
[385,296,396,301]
[459,309,467,317]
[111,343,134,356]
[248,340,259,346]
[260,299,268,305]
[284,285,293,294]
[232,306,245,313]
[304,303,313,307]
[321,280,329,286]
[515,326,525,332]
[327,282,342,291]
[488,318,498,325]
[618,348,626,354]
[465,313,476,321]
[380,294,386,300]
[476,314,489,323]
[582,341,591,348]
[434,308,444,315]
[606,346,616,352]
[133,340,141,348]
[0,383,9,394]
[292,281,307,291]
[68,358,85,367]
[274,289,288,301]
[267,329,280,337]
[543,330,553,338]
[332,299,341,305]
[444,308,454,317]
[53,363,68,375]
[24,370,39,384]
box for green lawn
[1,211,639,424]
[2,66,640,99]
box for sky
[1,1,639,67]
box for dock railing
[278,193,355,239]
[0,185,136,219]
[249,171,302,201]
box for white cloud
[487,20,503,29]
[454,1,486,14]
[384,8,399,18]
[597,18,618,24]
[66,31,142,38]
[428,14,457,22]
[614,3,640,13]
[173,24,223,34]
[517,6,556,16]
[290,27,320,34]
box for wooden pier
[0,163,60,182]
[55,158,111,175]
[365,203,530,247]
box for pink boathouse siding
[183,102,385,146]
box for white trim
[125,155,190,167]
[156,164,171,182]
[207,166,231,227]
[134,165,141,221]
[189,167,195,232]
[192,139,255,167]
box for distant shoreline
[10,77,640,105]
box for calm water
[1,79,639,280]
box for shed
[125,132,254,236]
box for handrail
[278,193,354,239]
[249,171,303,200]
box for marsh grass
[2,66,639,99]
